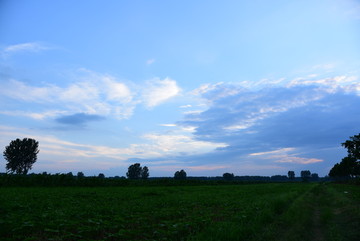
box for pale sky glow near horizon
[0,0,360,177]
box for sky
[0,0,360,177]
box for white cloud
[159,124,177,127]
[102,76,132,102]
[274,157,323,164]
[0,70,137,119]
[249,148,323,165]
[3,42,50,53]
[146,58,156,65]
[249,148,296,156]
[0,110,66,120]
[2,42,52,59]
[142,133,227,154]
[142,77,181,108]
[180,104,192,108]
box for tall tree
[141,166,149,179]
[3,138,39,175]
[126,163,149,179]
[288,171,295,180]
[223,172,234,181]
[342,133,360,160]
[174,169,187,180]
[300,170,311,181]
[329,134,360,178]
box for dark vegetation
[1,183,359,241]
[329,133,360,179]
[3,138,39,175]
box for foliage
[174,169,187,179]
[222,172,234,180]
[329,133,360,178]
[98,173,105,178]
[3,138,39,175]
[311,173,319,181]
[288,171,295,180]
[342,133,360,159]
[126,163,142,179]
[77,172,84,178]
[141,166,149,179]
[300,170,311,181]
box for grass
[0,183,359,240]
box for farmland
[0,183,359,240]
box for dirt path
[312,203,325,241]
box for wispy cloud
[141,77,181,108]
[146,58,156,65]
[159,124,177,127]
[274,157,323,164]
[2,42,51,57]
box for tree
[288,171,295,180]
[223,172,234,181]
[126,163,149,179]
[141,166,149,179]
[77,172,85,178]
[300,170,311,181]
[329,134,360,178]
[3,138,39,175]
[342,133,360,160]
[98,173,105,178]
[174,169,187,180]
[311,173,319,181]
[329,156,359,178]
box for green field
[0,183,359,241]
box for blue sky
[1,0,360,177]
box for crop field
[0,183,359,241]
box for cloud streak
[3,42,51,54]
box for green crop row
[0,183,359,240]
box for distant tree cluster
[223,173,234,181]
[174,169,187,180]
[329,133,360,178]
[126,163,149,179]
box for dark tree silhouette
[288,171,295,180]
[300,170,311,181]
[329,156,359,178]
[223,172,234,180]
[141,166,149,179]
[98,173,105,178]
[174,169,187,179]
[127,163,149,179]
[77,172,85,178]
[311,173,319,181]
[329,134,360,178]
[3,138,39,175]
[342,133,360,159]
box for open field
[0,183,359,241]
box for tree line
[3,134,360,185]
